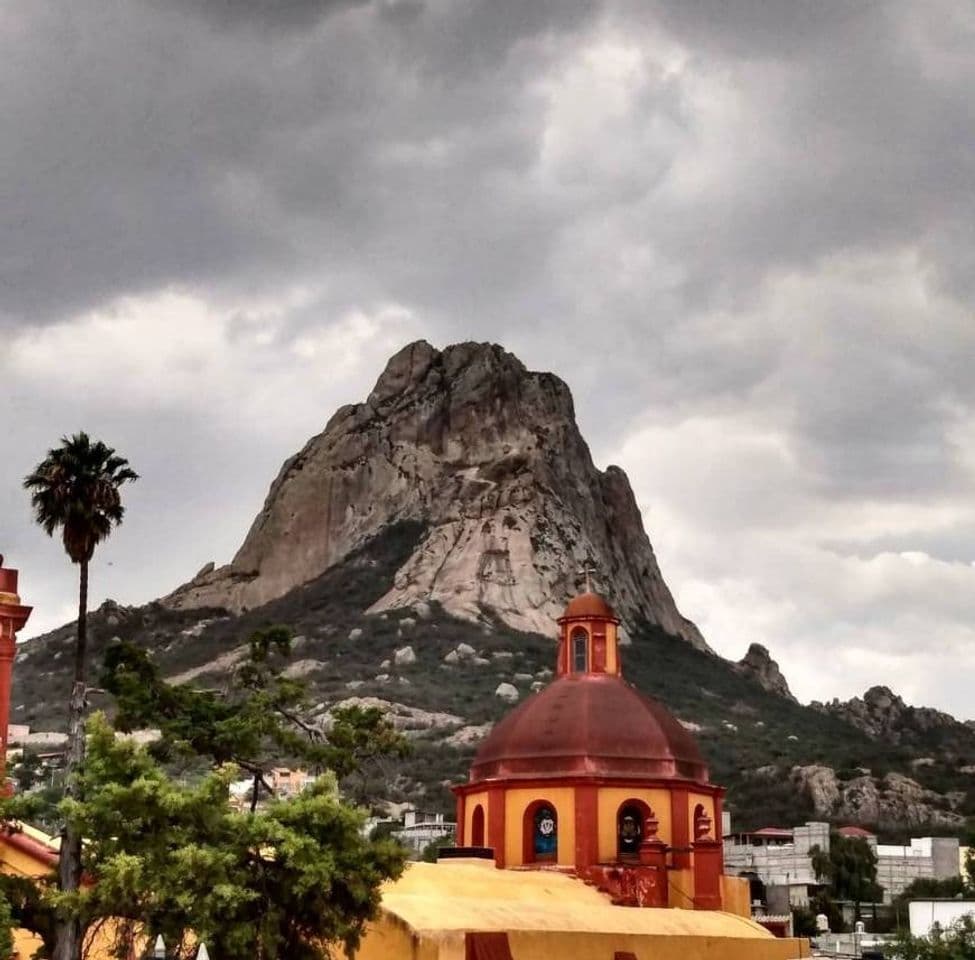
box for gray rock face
[812,686,958,742]
[736,643,796,701]
[790,764,965,829]
[163,340,706,648]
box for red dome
[470,674,708,783]
[561,591,617,620]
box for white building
[875,836,960,903]
[723,822,830,907]
[392,807,455,854]
[723,821,960,906]
[909,899,975,936]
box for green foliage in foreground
[102,626,408,808]
[42,713,406,960]
[893,915,975,959]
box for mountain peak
[164,341,706,649]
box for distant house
[724,820,961,907]
[392,807,455,854]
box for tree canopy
[53,714,406,959]
[810,834,884,909]
[24,432,138,567]
[101,626,408,807]
[893,914,975,960]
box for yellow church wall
[508,930,809,960]
[668,868,696,909]
[0,838,54,878]
[462,790,489,845]
[596,787,674,861]
[720,875,752,918]
[503,787,575,867]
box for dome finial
[578,556,598,594]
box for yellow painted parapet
[345,861,810,960]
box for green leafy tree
[58,714,405,959]
[810,835,884,920]
[893,914,975,959]
[24,433,137,960]
[101,627,408,809]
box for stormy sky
[3,1,974,717]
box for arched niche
[471,804,485,847]
[522,800,558,864]
[616,798,657,860]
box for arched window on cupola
[616,799,656,860]
[523,801,558,863]
[471,804,485,847]
[571,627,588,673]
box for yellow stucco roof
[380,861,777,939]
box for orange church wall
[596,787,673,862]
[503,787,575,868]
[462,790,489,846]
[720,875,752,918]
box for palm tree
[24,433,137,960]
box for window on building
[618,804,644,858]
[532,804,558,861]
[471,804,485,847]
[571,628,588,672]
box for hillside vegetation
[15,522,975,833]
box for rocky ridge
[789,764,965,829]
[164,341,707,649]
[736,643,796,702]
[812,686,959,744]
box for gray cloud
[2,0,974,715]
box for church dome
[561,591,617,621]
[470,673,708,783]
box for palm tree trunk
[55,559,89,960]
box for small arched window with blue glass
[571,627,588,673]
[532,804,557,860]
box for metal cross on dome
[578,556,598,593]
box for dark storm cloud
[158,0,368,31]
[3,0,975,713]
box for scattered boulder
[495,682,519,703]
[282,659,326,679]
[348,627,364,641]
[456,643,476,658]
[394,645,417,666]
[513,672,533,682]
[328,697,463,735]
[443,650,460,665]
[446,722,494,747]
